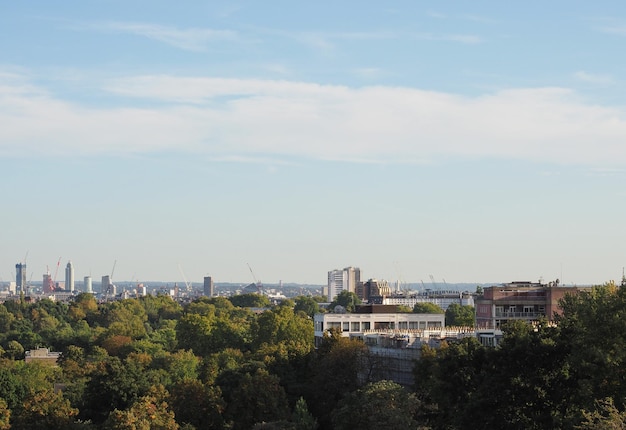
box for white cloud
[2,74,626,166]
[574,71,614,85]
[101,22,237,51]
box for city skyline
[2,2,626,286]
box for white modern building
[327,266,361,301]
[65,261,75,292]
[381,291,475,311]
[314,308,446,347]
[84,276,92,294]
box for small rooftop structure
[25,347,61,365]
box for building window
[351,322,360,332]
[523,306,533,314]
[328,322,341,330]
[342,322,349,332]
[362,322,371,330]
[398,321,408,330]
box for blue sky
[1,1,626,287]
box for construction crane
[429,274,437,290]
[247,263,263,292]
[53,257,62,288]
[178,264,192,291]
[111,260,117,281]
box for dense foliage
[414,282,626,429]
[1,283,626,429]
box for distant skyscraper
[15,263,26,293]
[102,275,112,295]
[65,261,75,292]
[84,276,92,294]
[327,266,361,301]
[204,276,214,297]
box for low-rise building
[314,305,445,347]
[475,281,587,328]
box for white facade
[65,261,75,292]
[382,292,475,311]
[84,276,92,294]
[314,312,445,341]
[327,266,361,301]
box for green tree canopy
[328,291,361,313]
[445,303,475,326]
[229,294,270,308]
[412,302,444,314]
[331,380,422,430]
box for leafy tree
[328,291,361,313]
[412,302,444,314]
[0,305,15,333]
[291,397,317,430]
[11,388,78,430]
[331,380,421,430]
[81,356,152,423]
[169,379,226,430]
[396,305,413,313]
[445,303,475,326]
[0,364,27,410]
[4,340,24,360]
[229,293,270,308]
[67,293,98,323]
[578,398,626,429]
[176,311,250,356]
[294,297,321,318]
[307,331,369,429]
[140,294,182,327]
[0,398,9,430]
[252,307,314,354]
[218,366,290,430]
[105,385,178,430]
[101,299,148,339]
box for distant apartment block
[475,281,586,329]
[356,278,392,302]
[327,266,361,301]
[204,276,214,297]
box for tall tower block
[15,263,27,294]
[84,276,92,294]
[65,261,75,292]
[203,276,214,297]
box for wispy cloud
[2,73,626,166]
[598,24,626,36]
[574,71,614,85]
[99,22,238,51]
[412,32,482,44]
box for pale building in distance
[204,276,214,297]
[65,261,75,292]
[327,266,361,301]
[84,275,92,294]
